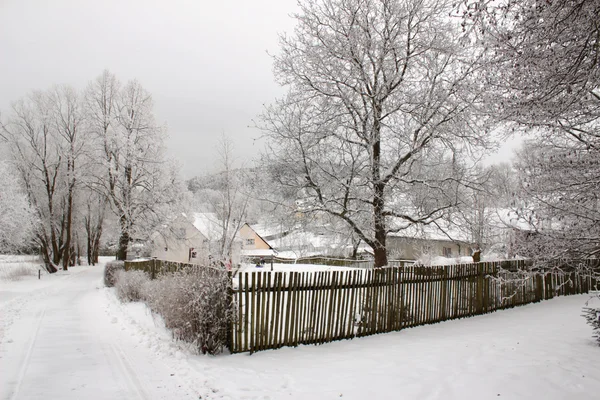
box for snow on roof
[249,223,282,239]
[193,212,222,240]
[388,220,471,243]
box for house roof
[193,212,222,240]
[148,213,206,243]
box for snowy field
[1,259,599,399]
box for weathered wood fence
[123,258,599,354]
[230,261,599,353]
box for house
[193,212,243,265]
[149,214,210,264]
[237,223,276,260]
[386,222,474,261]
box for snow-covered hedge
[115,269,150,302]
[104,260,125,287]
[143,266,233,355]
[113,266,233,355]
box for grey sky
[0,0,298,178]
[0,0,520,179]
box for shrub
[582,295,600,346]
[115,269,150,302]
[142,266,233,355]
[104,260,125,287]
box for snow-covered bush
[142,266,233,355]
[582,295,600,346]
[104,260,125,287]
[114,270,150,302]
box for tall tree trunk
[351,237,361,260]
[92,226,102,264]
[372,108,387,268]
[86,221,93,266]
[117,215,129,261]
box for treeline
[0,71,184,271]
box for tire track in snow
[109,342,151,400]
[8,305,47,400]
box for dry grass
[0,255,42,281]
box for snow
[2,257,599,399]
[240,248,277,257]
[193,212,223,240]
[238,262,360,273]
[0,261,200,399]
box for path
[0,265,198,400]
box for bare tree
[259,0,490,267]
[193,135,250,259]
[49,85,86,269]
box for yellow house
[237,223,276,258]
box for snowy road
[0,265,198,400]
[2,264,599,400]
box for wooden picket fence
[230,261,599,353]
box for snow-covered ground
[1,259,599,399]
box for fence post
[227,271,234,352]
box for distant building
[237,223,276,259]
[386,221,474,261]
[149,214,210,264]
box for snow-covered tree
[458,1,600,266]
[1,86,85,270]
[260,0,491,267]
[461,0,599,144]
[86,73,183,260]
[510,139,600,261]
[0,161,37,253]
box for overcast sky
[0,0,298,178]
[0,0,520,179]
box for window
[442,247,452,257]
[245,238,255,246]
